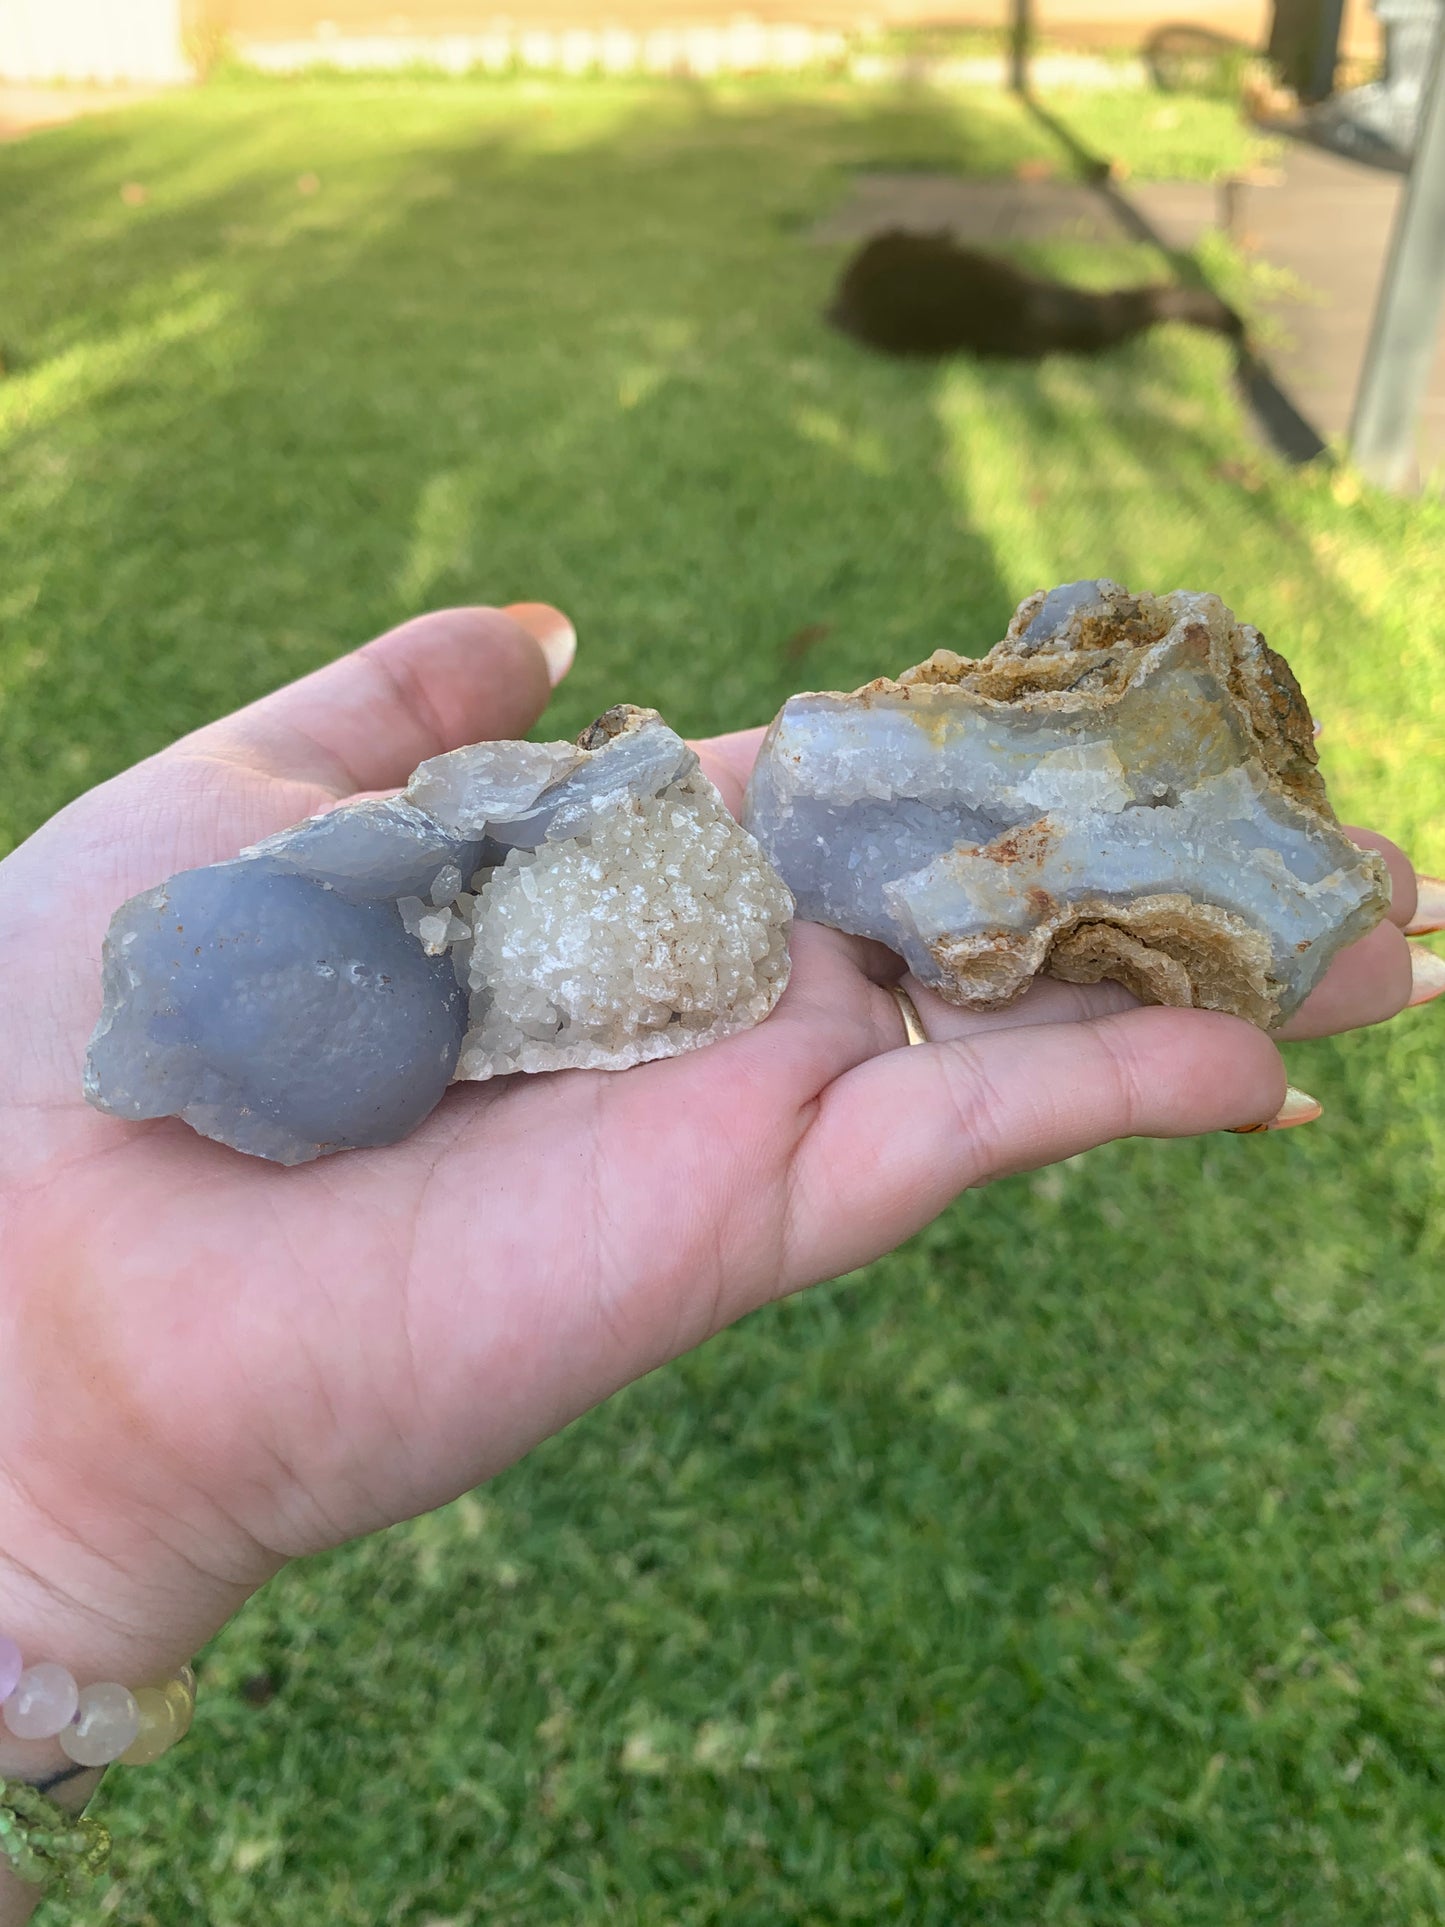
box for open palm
[0,606,1425,1686]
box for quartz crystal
[3,1663,79,1740]
[85,707,792,1163]
[744,581,1389,1029]
[59,1682,142,1767]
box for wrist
[0,1497,215,1699]
[0,1535,200,1789]
[0,1219,282,1798]
[0,1500,221,1925]
[0,1307,278,1690]
[0,1473,257,1782]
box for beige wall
[0,0,1378,83]
[215,0,1268,34]
[216,0,1378,63]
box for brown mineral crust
[1068,594,1173,655]
[1223,625,1330,818]
[926,891,1279,1027]
[1049,923,1196,1010]
[864,592,1328,823]
[1045,895,1278,1029]
[975,817,1059,868]
[926,926,1038,1007]
[894,649,1113,704]
[576,703,648,750]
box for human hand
[0,605,1436,1828]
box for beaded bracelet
[0,1779,110,1895]
[0,1638,196,1890]
[0,1636,196,1768]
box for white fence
[240,21,852,76]
[0,0,190,82]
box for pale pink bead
[59,1682,141,1767]
[0,1637,22,1703]
[3,1662,79,1739]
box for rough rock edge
[454,998,786,1081]
[417,717,794,1079]
[774,586,1387,1026]
[892,586,1329,819]
[928,891,1278,1028]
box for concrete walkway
[1240,138,1445,477]
[811,172,1229,251]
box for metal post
[1349,16,1445,488]
[1306,0,1348,100]
[1010,0,1034,94]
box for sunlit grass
[2,75,1442,1926]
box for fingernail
[1407,942,1445,1006]
[1229,1085,1323,1133]
[503,602,577,686]
[1405,875,1445,937]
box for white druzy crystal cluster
[458,771,791,1076]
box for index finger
[1344,827,1419,930]
[174,605,562,798]
[694,727,767,817]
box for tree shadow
[1143,22,1257,96]
[1014,89,1329,463]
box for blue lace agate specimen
[744,582,1390,1029]
[85,708,792,1164]
[84,859,472,1165]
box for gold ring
[888,981,929,1047]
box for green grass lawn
[3,74,1444,1925]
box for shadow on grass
[1017,90,1329,463]
[0,78,1370,847]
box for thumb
[172,603,576,798]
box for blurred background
[2,1,1443,1921]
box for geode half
[85,707,793,1163]
[743,581,1389,1029]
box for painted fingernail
[1407,942,1445,1006]
[1405,875,1445,937]
[503,602,577,686]
[1229,1085,1323,1133]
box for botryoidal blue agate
[744,581,1390,1029]
[84,707,793,1164]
